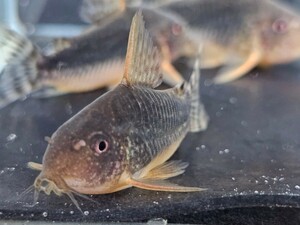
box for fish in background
[157,0,300,83]
[69,0,300,84]
[27,12,208,211]
[79,0,178,24]
[0,0,194,109]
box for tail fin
[189,58,209,132]
[0,25,40,108]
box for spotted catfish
[159,0,300,83]
[0,1,192,108]
[27,12,208,211]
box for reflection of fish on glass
[0,0,192,109]
[159,0,300,83]
[26,12,208,212]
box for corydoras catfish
[158,0,300,83]
[27,12,208,211]
[0,1,192,108]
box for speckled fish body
[159,0,300,83]
[39,84,191,194]
[28,13,208,208]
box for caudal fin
[189,58,209,132]
[0,25,40,109]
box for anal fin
[127,177,206,192]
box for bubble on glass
[229,97,237,104]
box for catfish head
[258,1,300,66]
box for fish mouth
[33,174,67,207]
[32,173,96,213]
[34,176,64,196]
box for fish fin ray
[213,46,262,84]
[188,54,209,132]
[142,160,188,180]
[0,25,40,108]
[127,177,206,192]
[135,138,183,178]
[161,58,184,86]
[122,11,162,88]
[160,39,184,86]
[80,0,126,24]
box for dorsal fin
[122,11,162,88]
[80,0,126,24]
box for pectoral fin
[160,39,184,86]
[127,177,206,192]
[129,159,206,192]
[142,160,188,180]
[213,49,262,84]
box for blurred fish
[79,0,179,23]
[0,1,193,108]
[27,12,208,211]
[159,0,300,83]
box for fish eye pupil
[272,19,288,34]
[99,141,107,151]
[172,23,182,36]
[94,139,108,153]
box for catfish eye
[95,139,108,153]
[272,18,288,34]
[89,132,111,154]
[172,23,182,36]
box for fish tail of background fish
[0,25,40,109]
